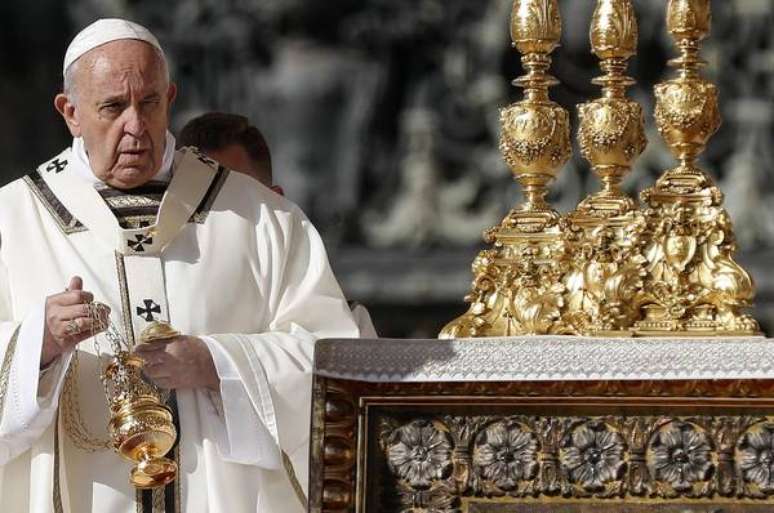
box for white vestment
[0,146,359,512]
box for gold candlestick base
[634,170,761,336]
[440,218,571,339]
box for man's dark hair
[178,112,272,181]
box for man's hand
[41,276,109,368]
[134,336,220,391]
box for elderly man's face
[55,40,177,189]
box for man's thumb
[67,276,83,292]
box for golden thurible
[106,321,181,489]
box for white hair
[63,60,81,102]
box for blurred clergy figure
[179,112,278,193]
[178,112,379,339]
[0,18,360,513]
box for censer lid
[139,321,180,344]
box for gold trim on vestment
[115,252,136,347]
[0,325,21,419]
[152,487,165,513]
[282,450,308,508]
[23,174,86,236]
[173,444,181,512]
[119,215,159,230]
[104,195,163,209]
[24,155,231,245]
[53,411,64,513]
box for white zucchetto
[63,18,165,77]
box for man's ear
[54,94,81,137]
[167,83,178,106]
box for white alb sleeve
[197,335,280,468]
[0,302,72,465]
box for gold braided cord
[61,349,111,451]
[61,302,122,451]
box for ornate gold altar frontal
[309,337,774,513]
[441,0,761,339]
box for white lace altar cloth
[313,336,774,382]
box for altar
[309,337,774,512]
[309,0,772,511]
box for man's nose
[123,105,147,137]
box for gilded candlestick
[635,0,761,336]
[440,0,572,338]
[563,0,648,336]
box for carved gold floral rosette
[635,0,761,336]
[376,413,774,507]
[440,0,572,339]
[563,0,649,336]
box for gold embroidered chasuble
[0,146,359,512]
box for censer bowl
[109,396,178,489]
[106,354,178,489]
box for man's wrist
[203,354,221,391]
[39,355,58,370]
[39,339,60,370]
[187,336,221,391]
[206,377,221,392]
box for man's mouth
[118,149,150,163]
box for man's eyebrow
[97,95,127,106]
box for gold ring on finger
[65,319,81,336]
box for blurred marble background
[1,0,772,336]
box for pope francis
[0,18,359,513]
